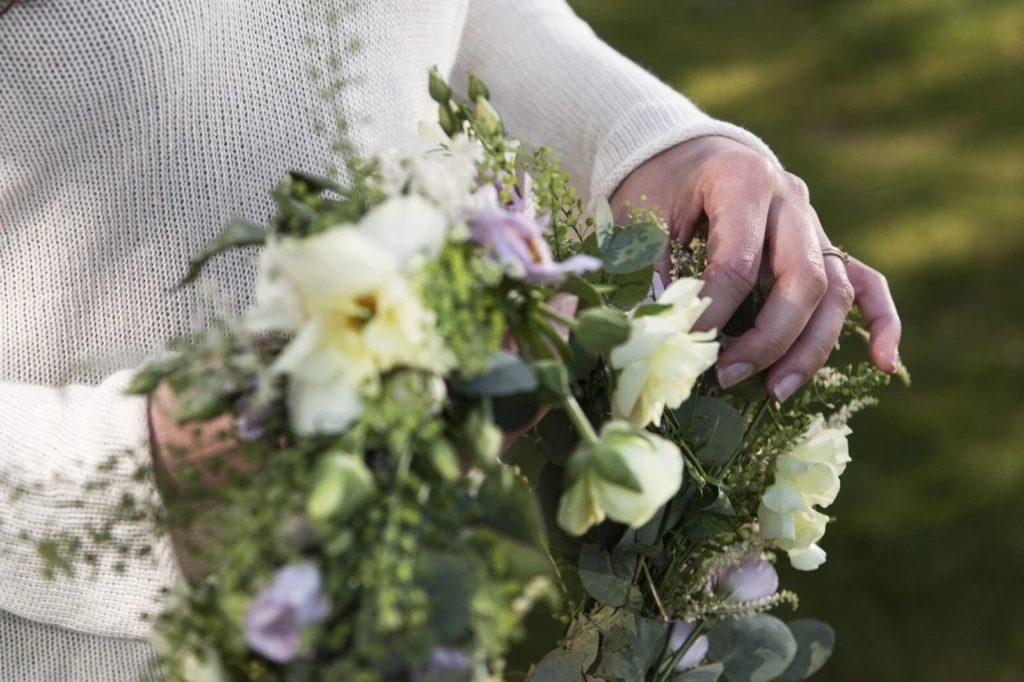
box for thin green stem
[712,397,771,478]
[656,619,711,682]
[562,394,599,445]
[537,303,577,329]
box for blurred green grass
[570,0,1024,679]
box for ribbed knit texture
[0,1,774,679]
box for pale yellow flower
[758,416,852,570]
[246,199,451,436]
[609,278,719,428]
[557,422,684,536]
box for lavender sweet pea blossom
[667,621,709,670]
[467,178,600,284]
[244,562,331,663]
[709,557,779,603]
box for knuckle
[710,149,776,186]
[708,254,759,294]
[833,278,856,310]
[798,264,829,301]
[784,172,811,202]
[757,329,791,360]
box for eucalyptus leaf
[675,663,725,682]
[179,217,266,287]
[562,273,605,310]
[703,488,736,517]
[602,222,669,274]
[478,467,546,546]
[674,398,745,468]
[634,616,670,670]
[578,544,636,607]
[575,307,631,353]
[452,351,538,397]
[633,303,671,318]
[536,409,580,466]
[609,265,655,308]
[565,620,602,671]
[531,650,586,682]
[707,614,798,682]
[781,620,836,681]
[569,332,600,381]
[596,197,616,253]
[493,392,541,432]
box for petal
[359,195,448,266]
[788,544,827,571]
[667,623,710,671]
[286,376,363,437]
[761,479,811,514]
[716,558,779,602]
[758,502,795,541]
[611,359,652,425]
[556,477,605,536]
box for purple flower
[244,562,331,663]
[467,179,600,284]
[709,557,779,603]
[667,621,709,670]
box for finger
[764,253,855,401]
[716,189,828,387]
[693,154,775,334]
[846,257,902,372]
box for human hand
[147,382,241,496]
[611,136,901,402]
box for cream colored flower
[610,278,719,428]
[246,219,450,436]
[758,416,852,570]
[557,422,684,536]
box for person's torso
[0,0,470,386]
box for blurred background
[570,0,1024,680]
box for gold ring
[822,246,850,265]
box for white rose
[610,278,719,428]
[758,416,852,570]
[557,422,684,536]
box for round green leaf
[531,650,586,682]
[676,663,725,682]
[781,620,836,681]
[452,351,538,396]
[577,544,636,607]
[707,614,798,682]
[575,307,631,353]
[602,222,669,274]
[675,397,746,467]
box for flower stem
[657,619,711,682]
[561,394,599,445]
[538,303,577,329]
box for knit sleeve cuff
[589,96,782,208]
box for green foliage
[179,217,267,288]
[707,615,798,682]
[574,307,631,353]
[781,620,836,682]
[600,223,669,275]
[577,545,637,608]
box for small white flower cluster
[757,416,852,570]
[827,397,879,429]
[813,366,845,389]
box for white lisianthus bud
[609,278,719,428]
[758,416,852,570]
[557,422,683,536]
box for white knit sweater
[0,1,775,679]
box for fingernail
[891,347,901,373]
[774,373,803,402]
[718,363,755,388]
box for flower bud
[474,96,504,138]
[468,72,490,101]
[466,409,504,464]
[428,66,452,103]
[438,103,459,137]
[307,452,376,524]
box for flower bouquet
[44,70,896,682]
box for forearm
[452,0,778,207]
[0,370,180,638]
